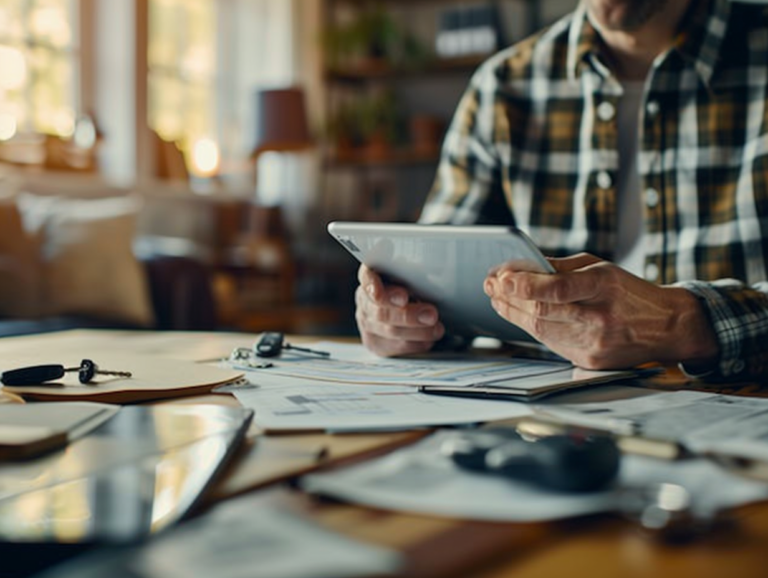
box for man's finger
[358,264,410,306]
[358,265,384,302]
[546,253,602,273]
[491,265,607,304]
[490,297,591,347]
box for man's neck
[589,0,695,81]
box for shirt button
[645,187,660,208]
[644,262,659,282]
[597,101,616,122]
[596,170,612,189]
[646,100,660,118]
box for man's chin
[588,0,668,32]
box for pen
[532,410,640,437]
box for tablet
[327,221,555,343]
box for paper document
[302,431,768,522]
[232,372,532,432]
[46,491,402,578]
[229,341,636,398]
[537,390,768,460]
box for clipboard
[418,366,645,401]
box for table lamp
[248,86,315,220]
[250,86,314,163]
[223,87,314,322]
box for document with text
[228,341,639,399]
[536,390,768,461]
[232,372,533,432]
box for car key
[441,427,621,492]
[1,360,132,386]
[254,332,330,358]
[254,332,285,357]
[1,364,68,386]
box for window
[148,0,218,176]
[147,0,297,180]
[0,0,79,140]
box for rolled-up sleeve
[676,279,768,380]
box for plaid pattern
[420,0,768,380]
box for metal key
[77,359,132,383]
[1,359,132,386]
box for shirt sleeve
[675,279,768,380]
[418,61,512,226]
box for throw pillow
[0,200,42,318]
[16,193,155,327]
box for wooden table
[4,329,768,578]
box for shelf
[326,55,488,83]
[325,148,440,168]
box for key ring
[229,348,274,369]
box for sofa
[0,172,219,338]
[0,254,217,338]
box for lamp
[250,87,313,160]
[248,86,315,210]
[219,87,315,329]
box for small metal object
[229,348,274,369]
[1,359,131,386]
[619,482,734,542]
[76,359,132,384]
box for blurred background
[0,0,573,339]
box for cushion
[0,200,42,318]
[16,193,155,327]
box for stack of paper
[226,342,638,432]
[231,373,533,432]
[536,390,768,462]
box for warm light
[181,46,214,79]
[190,138,220,177]
[53,109,76,137]
[0,114,17,141]
[73,116,97,148]
[30,7,71,46]
[0,47,27,91]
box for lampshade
[251,87,313,158]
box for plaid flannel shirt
[419,0,768,380]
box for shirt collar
[566,0,731,88]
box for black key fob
[1,364,66,386]
[442,428,621,493]
[255,332,285,358]
[440,428,524,472]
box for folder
[3,353,243,403]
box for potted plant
[322,7,403,72]
[357,91,402,160]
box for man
[355,0,768,380]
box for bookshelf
[320,0,547,222]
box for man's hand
[483,253,720,370]
[355,264,445,357]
